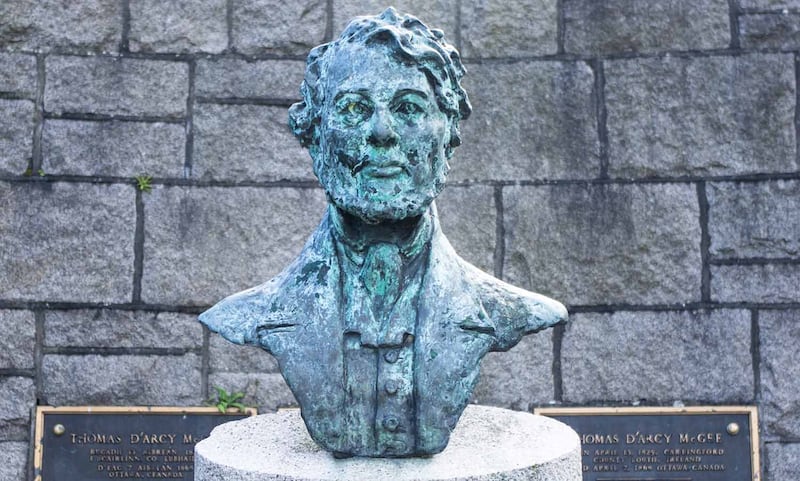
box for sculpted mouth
[352,157,407,178]
[364,164,405,177]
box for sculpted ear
[288,101,318,147]
[289,42,330,151]
[445,121,461,159]
[288,101,324,177]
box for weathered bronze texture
[200,7,566,458]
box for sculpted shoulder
[198,274,287,346]
[199,217,336,346]
[459,259,567,351]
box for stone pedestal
[195,405,581,481]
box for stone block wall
[0,1,798,479]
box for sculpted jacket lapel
[413,224,495,454]
[261,212,352,452]
[200,212,350,452]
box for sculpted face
[315,43,451,223]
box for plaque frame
[535,405,760,481]
[33,405,257,481]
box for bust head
[289,8,471,224]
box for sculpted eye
[394,101,424,116]
[347,102,368,116]
[337,100,371,123]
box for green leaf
[211,386,252,414]
[135,174,153,193]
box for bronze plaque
[535,406,760,481]
[34,406,257,481]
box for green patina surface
[200,8,567,458]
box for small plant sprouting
[212,386,247,413]
[22,168,46,177]
[135,174,152,193]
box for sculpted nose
[368,109,398,147]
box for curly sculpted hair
[288,7,472,159]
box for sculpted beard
[314,116,450,224]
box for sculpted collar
[328,205,434,347]
[328,205,433,263]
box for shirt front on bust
[330,207,432,456]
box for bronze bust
[200,8,566,458]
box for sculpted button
[384,440,407,453]
[383,349,399,363]
[382,416,400,431]
[384,379,399,394]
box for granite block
[453,61,599,182]
[333,0,457,38]
[129,0,227,53]
[503,183,701,306]
[192,103,314,181]
[231,0,327,56]
[208,372,297,412]
[0,310,35,370]
[209,334,280,373]
[0,99,34,175]
[767,442,800,481]
[44,309,203,349]
[562,310,753,403]
[0,182,136,303]
[196,59,305,100]
[141,186,327,305]
[0,0,121,52]
[436,185,496,274]
[460,0,558,58]
[472,333,555,410]
[45,56,188,117]
[739,0,800,9]
[741,13,800,49]
[0,442,27,481]
[42,119,185,177]
[0,377,35,441]
[42,354,203,405]
[711,264,800,303]
[606,54,796,178]
[708,180,800,259]
[563,0,730,55]
[760,310,800,439]
[0,53,37,98]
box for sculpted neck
[329,205,434,253]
